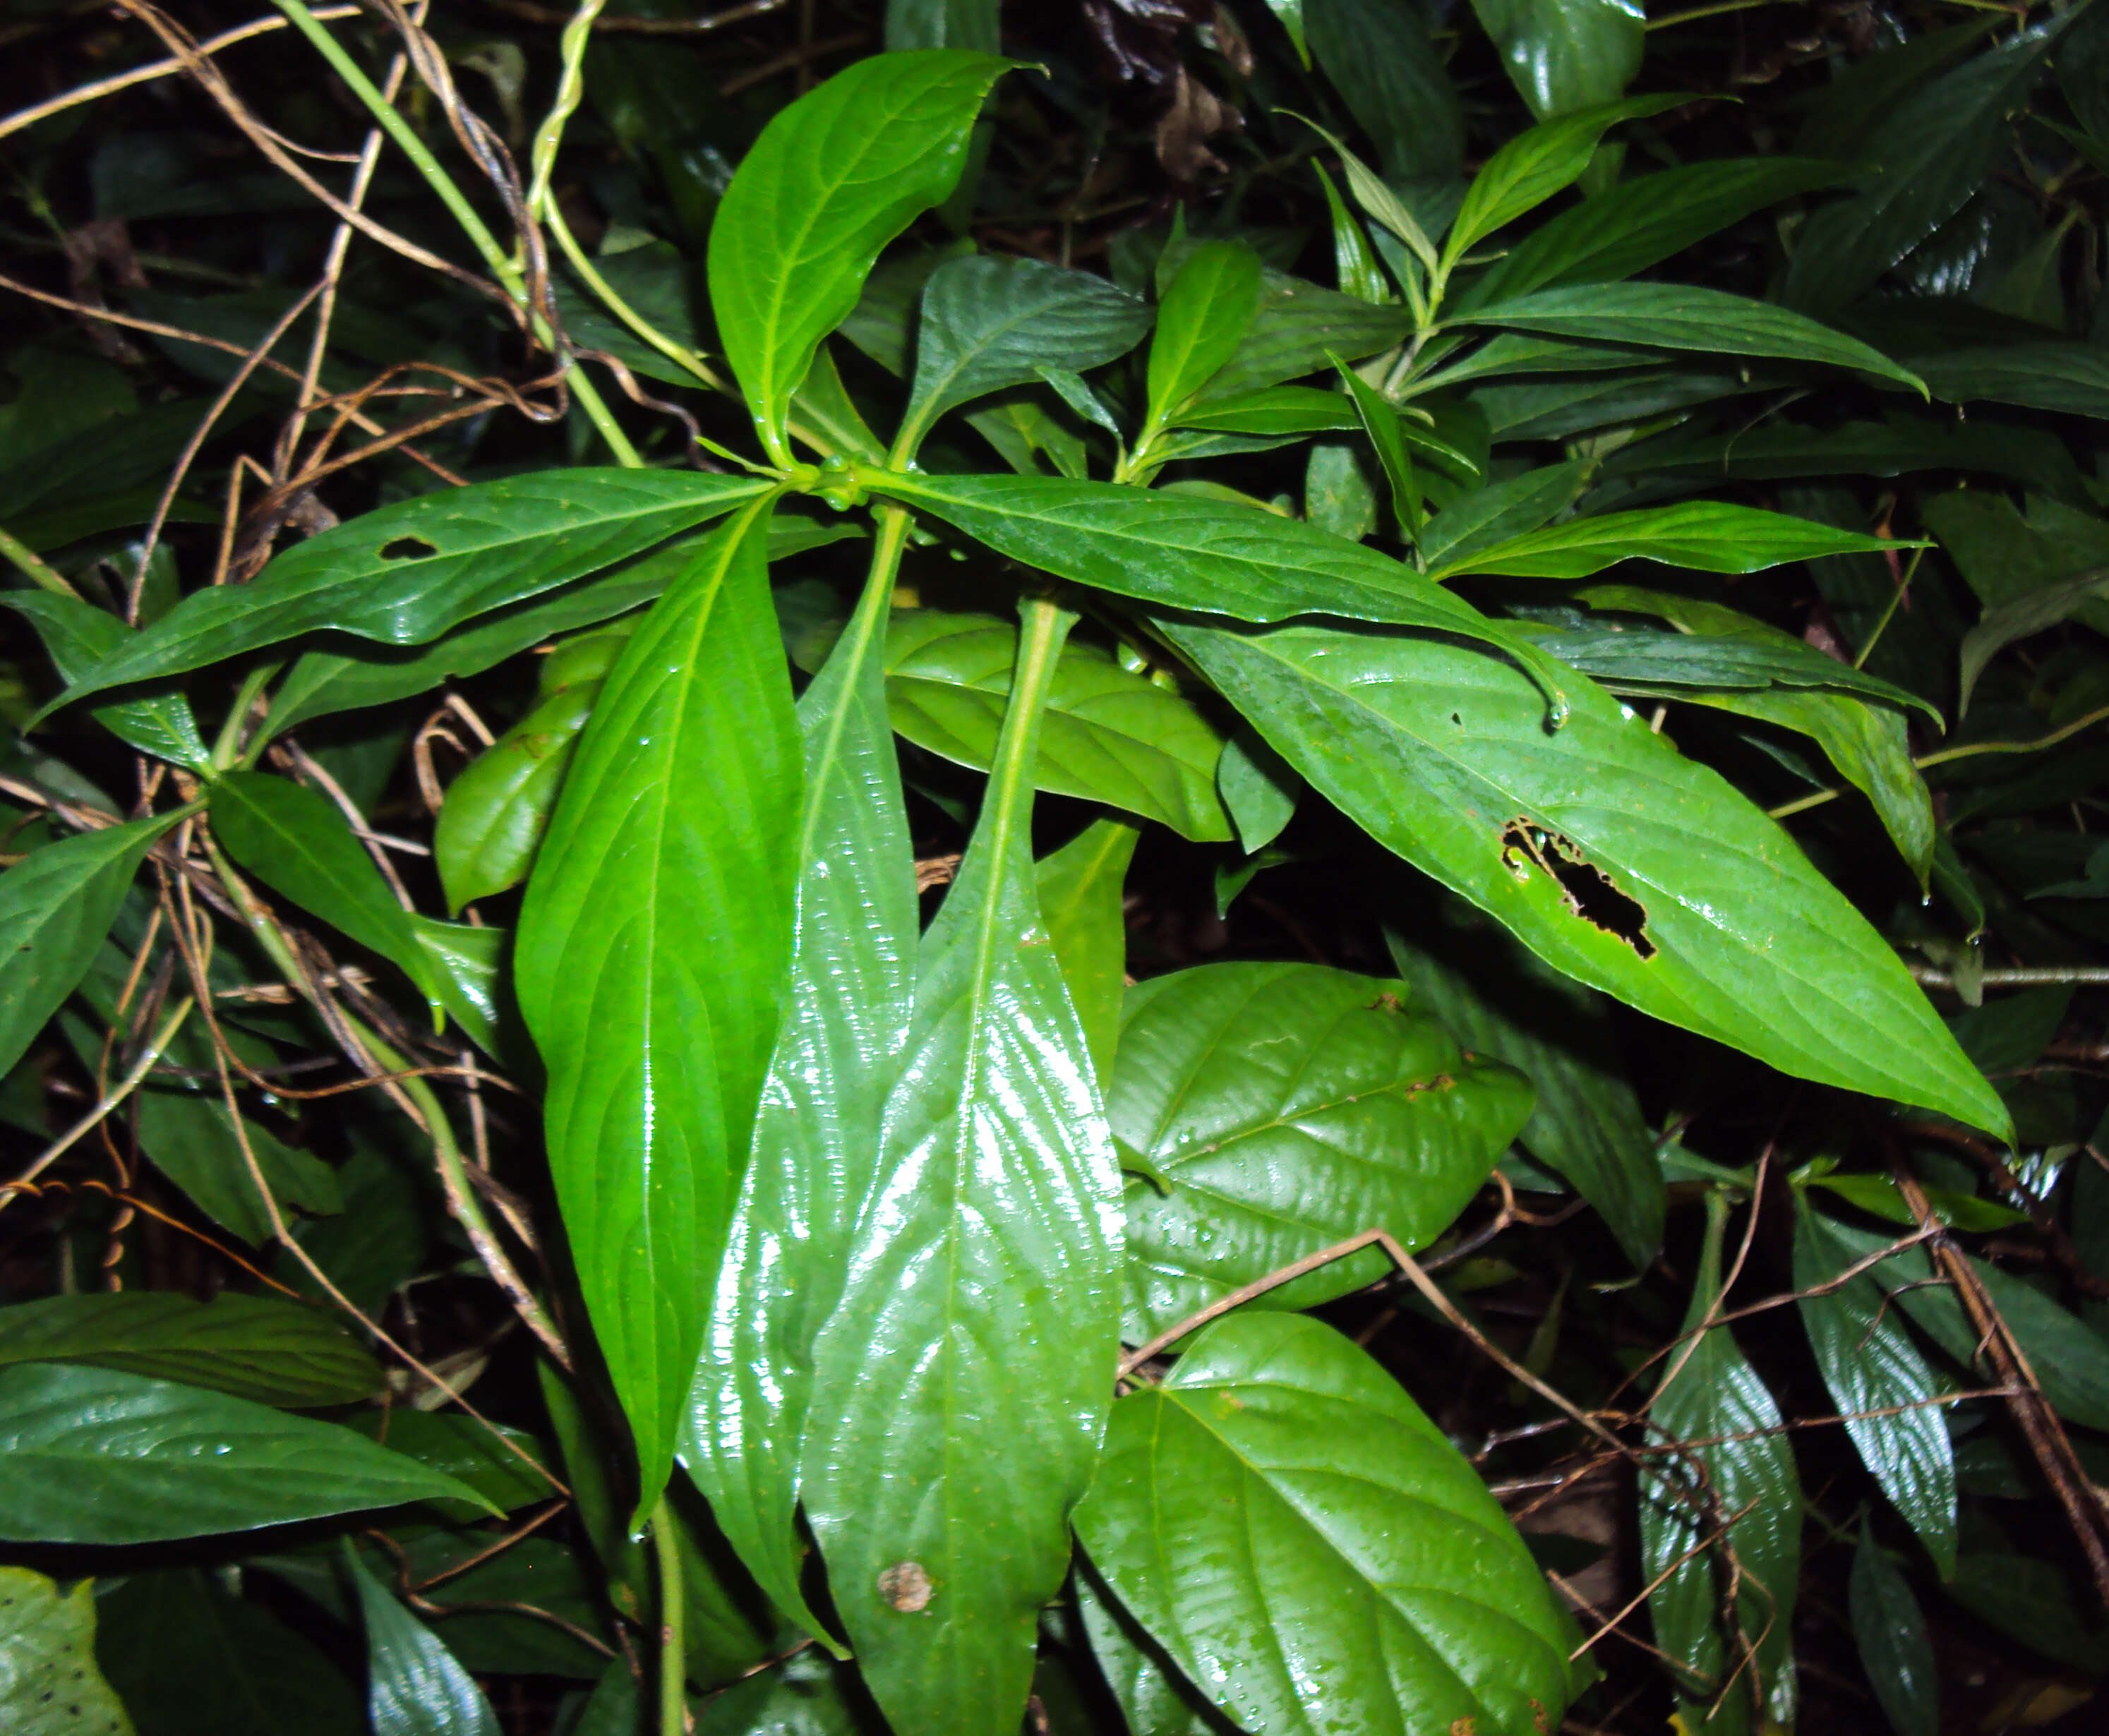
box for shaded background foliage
[7,1,2109,1734]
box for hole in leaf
[378,536,438,561]
[1500,819,1654,959]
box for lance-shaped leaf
[0,1363,495,1543]
[1640,1193,1801,1730]
[1443,95,1686,270]
[1162,617,2009,1137]
[1075,1312,1580,1736]
[1851,1526,1940,1736]
[708,51,1012,464]
[0,1567,135,1736]
[1432,500,1903,580]
[349,1548,499,1736]
[1470,0,1645,120]
[1417,459,1590,571]
[516,501,802,1517]
[1035,816,1139,1086]
[1145,242,1264,430]
[800,598,1123,1736]
[1454,283,1926,394]
[899,255,1150,454]
[3,591,208,767]
[1171,384,1362,437]
[1793,1204,1956,1576]
[682,518,920,1639]
[1110,962,1532,1340]
[42,471,764,718]
[1333,355,1421,536]
[0,813,180,1080]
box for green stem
[1768,701,2109,819]
[526,0,607,219]
[1852,545,1923,670]
[651,1495,687,1736]
[212,663,284,771]
[545,200,723,392]
[0,523,80,598]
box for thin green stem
[651,1496,687,1736]
[0,523,80,598]
[545,200,723,392]
[1647,0,1782,28]
[526,0,607,219]
[1852,545,1924,670]
[212,663,284,771]
[1768,701,2109,819]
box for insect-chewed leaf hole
[378,536,438,561]
[1500,819,1655,959]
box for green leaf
[408,917,512,1061]
[2,591,208,767]
[516,501,801,1519]
[885,608,1231,842]
[1216,725,1300,852]
[1958,569,2109,714]
[800,598,1122,1736]
[1534,625,1931,714]
[0,814,179,1080]
[1074,1565,1233,1736]
[433,625,628,910]
[1851,1527,1940,1736]
[691,1648,881,1736]
[1443,95,1683,270]
[1191,270,1416,404]
[1793,1205,1956,1576]
[1435,500,1901,580]
[0,1292,380,1407]
[1290,118,1438,283]
[682,534,918,1640]
[0,1363,495,1543]
[1469,0,1645,120]
[1170,384,1362,437]
[1315,162,1391,305]
[1914,342,2109,418]
[902,255,1149,452]
[1640,1191,1800,1730]
[1803,1171,2023,1234]
[44,471,765,718]
[1304,0,1463,182]
[0,1567,136,1736]
[707,51,1011,464]
[886,0,1000,51]
[1110,961,1532,1340]
[1075,1311,1578,1736]
[1455,283,1927,394]
[344,1411,558,1519]
[349,1549,498,1736]
[1146,242,1264,430]
[1332,355,1419,536]
[1162,617,2010,1137]
[1465,158,1850,308]
[1417,459,1588,572]
[1388,922,1663,1269]
[1035,816,1140,1086]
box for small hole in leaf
[378,536,438,561]
[1500,821,1654,959]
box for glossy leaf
[1388,924,1662,1269]
[1534,625,1930,713]
[800,599,1122,1736]
[1640,1193,1800,1730]
[1195,270,1415,403]
[901,255,1149,451]
[1170,383,1361,437]
[1851,1527,1939,1736]
[46,471,764,716]
[516,501,801,1517]
[1110,961,1532,1339]
[0,814,179,1080]
[1434,500,1901,580]
[682,529,918,1639]
[1915,342,2109,420]
[1216,725,1300,852]
[1443,95,1683,269]
[349,1550,498,1736]
[1035,816,1140,1085]
[1417,459,1587,571]
[1074,1566,1233,1736]
[1075,1311,1578,1736]
[1292,119,1437,282]
[886,0,999,51]
[885,608,1231,842]
[1146,242,1263,429]
[1470,0,1644,120]
[707,51,1011,463]
[2,591,208,767]
[0,1292,380,1408]
[0,1363,493,1543]
[1793,1205,1955,1575]
[1304,0,1463,181]
[1456,282,1926,393]
[1333,355,1419,535]
[1315,162,1390,304]
[0,1567,135,1736]
[1163,617,2010,1136]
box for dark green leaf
[1111,961,1531,1339]
[1850,1528,1938,1736]
[2,591,208,767]
[0,1566,135,1736]
[1170,384,1362,437]
[1958,569,2109,714]
[691,1647,883,1736]
[45,472,765,718]
[1417,460,1588,571]
[1036,816,1140,1086]
[1146,242,1264,429]
[886,0,1000,52]
[1075,1311,1579,1736]
[1074,1565,1233,1736]
[349,1548,498,1736]
[1468,0,1645,121]
[1191,271,1414,404]
[1163,617,2009,1136]
[1901,342,2109,419]
[707,52,1011,462]
[1216,725,1300,852]
[1305,0,1464,181]
[1333,356,1419,535]
[0,1292,380,1407]
[517,502,801,1517]
[0,1363,493,1543]
[1316,161,1392,305]
[345,1411,559,1518]
[1534,626,1931,713]
[1435,500,1901,579]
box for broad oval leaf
[0,1292,380,1408]
[44,471,764,718]
[0,814,180,1080]
[0,1362,494,1543]
[0,1567,135,1736]
[1074,1310,1580,1736]
[349,1548,499,1736]
[1433,500,1901,580]
[1162,617,2009,1138]
[707,51,1013,464]
[1455,282,1927,394]
[887,608,1231,842]
[516,502,802,1517]
[1146,242,1264,429]
[1110,961,1532,1340]
[800,600,1123,1736]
